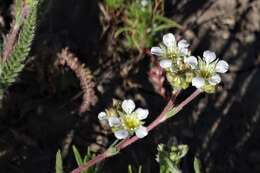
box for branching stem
[69,89,201,173]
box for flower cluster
[151,33,229,93]
[98,99,149,139]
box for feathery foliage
[0,0,38,90]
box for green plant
[104,0,124,9]
[0,0,38,93]
[156,144,203,173]
[56,150,63,173]
[72,145,98,173]
[55,146,98,173]
[69,32,229,173]
[128,164,142,173]
[114,0,181,51]
[194,157,202,173]
[156,144,188,173]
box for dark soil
[0,0,260,173]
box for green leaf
[114,27,132,38]
[55,150,63,173]
[138,166,142,173]
[194,157,202,173]
[73,146,96,173]
[154,15,182,29]
[153,24,179,33]
[83,147,92,163]
[128,165,142,173]
[72,145,83,166]
[128,165,133,173]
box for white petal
[208,74,221,85]
[122,99,135,114]
[135,126,148,138]
[215,60,229,73]
[192,77,205,88]
[114,130,129,139]
[98,112,107,121]
[135,108,149,120]
[178,39,189,49]
[151,47,162,56]
[159,59,172,68]
[108,116,121,127]
[184,56,198,69]
[163,33,176,48]
[203,50,216,64]
[179,48,189,55]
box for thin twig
[58,48,98,113]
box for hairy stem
[2,6,29,61]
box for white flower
[122,99,135,114]
[163,33,176,49]
[178,39,189,55]
[215,60,229,73]
[108,116,121,127]
[184,56,198,69]
[135,126,148,138]
[192,77,205,88]
[114,130,129,139]
[151,47,162,56]
[186,50,229,89]
[178,39,189,49]
[98,99,149,140]
[98,112,107,121]
[203,50,216,64]
[120,99,149,139]
[208,74,221,85]
[159,59,172,69]
[135,108,149,120]
[150,33,190,59]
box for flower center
[199,69,211,78]
[122,115,140,130]
[167,51,177,60]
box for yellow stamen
[122,115,140,130]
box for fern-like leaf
[0,2,37,89]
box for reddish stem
[2,6,29,61]
[69,89,200,173]
[70,153,106,173]
[116,90,180,149]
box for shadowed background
[0,0,260,173]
